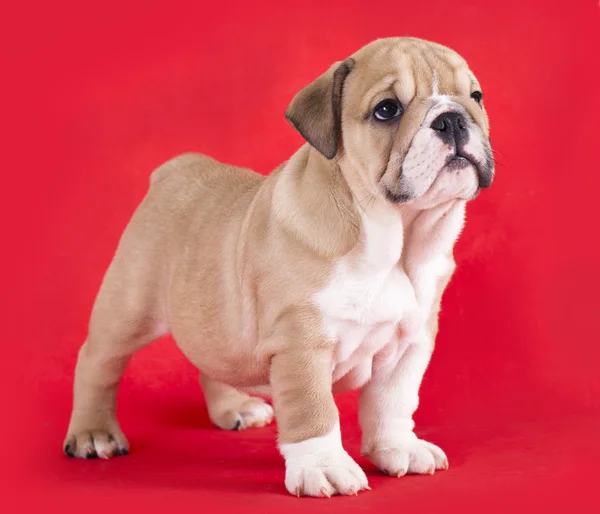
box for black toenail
[232,420,242,431]
[64,445,75,458]
[117,448,129,456]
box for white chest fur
[314,201,466,390]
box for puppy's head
[286,38,494,208]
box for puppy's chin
[387,163,479,209]
[419,163,480,207]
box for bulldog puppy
[64,37,494,497]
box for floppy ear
[285,58,355,159]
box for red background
[3,0,600,512]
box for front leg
[268,315,369,497]
[359,337,448,477]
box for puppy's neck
[273,145,465,265]
[271,145,360,258]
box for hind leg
[64,321,167,459]
[64,193,170,458]
[64,287,168,459]
[200,375,274,430]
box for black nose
[431,112,468,146]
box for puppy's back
[149,152,263,209]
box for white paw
[285,448,369,497]
[280,424,370,497]
[364,435,448,477]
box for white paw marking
[280,424,369,497]
[365,435,448,477]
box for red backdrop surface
[2,1,600,512]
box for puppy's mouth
[446,149,494,189]
[383,153,479,205]
[445,154,471,171]
[383,144,495,204]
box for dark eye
[471,91,483,104]
[373,100,402,121]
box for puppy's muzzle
[432,111,494,189]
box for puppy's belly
[175,334,269,387]
[170,298,266,387]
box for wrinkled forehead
[347,39,479,108]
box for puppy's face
[287,38,494,208]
